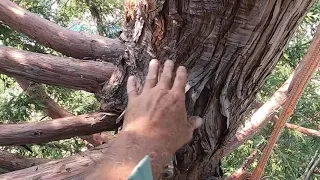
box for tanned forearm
[86,131,171,179]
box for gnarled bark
[0,0,125,60]
[0,151,50,172]
[0,46,116,92]
[0,112,118,146]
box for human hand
[123,59,202,156]
[86,59,202,180]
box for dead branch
[0,46,116,92]
[0,0,125,60]
[0,112,118,146]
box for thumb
[187,116,203,129]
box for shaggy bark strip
[0,112,118,146]
[0,46,116,92]
[0,151,50,171]
[0,0,125,60]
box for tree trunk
[0,0,315,179]
[97,0,314,179]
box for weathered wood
[0,151,50,171]
[0,0,125,60]
[0,46,116,92]
[0,142,115,180]
[0,112,118,145]
[100,0,315,179]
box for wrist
[119,130,172,178]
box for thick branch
[0,112,118,145]
[0,46,116,92]
[0,142,114,179]
[0,0,125,60]
[0,151,50,171]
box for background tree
[0,0,319,179]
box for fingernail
[195,117,203,128]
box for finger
[172,66,187,92]
[158,60,175,89]
[144,59,159,89]
[127,76,138,98]
[187,116,203,130]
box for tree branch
[219,72,295,157]
[0,139,117,179]
[303,150,320,180]
[0,151,50,171]
[0,45,116,92]
[0,0,125,60]
[226,143,264,180]
[285,122,320,137]
[16,78,108,147]
[85,0,106,36]
[0,112,119,146]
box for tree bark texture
[0,112,118,145]
[0,151,50,172]
[97,0,315,179]
[0,46,116,92]
[0,0,125,60]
